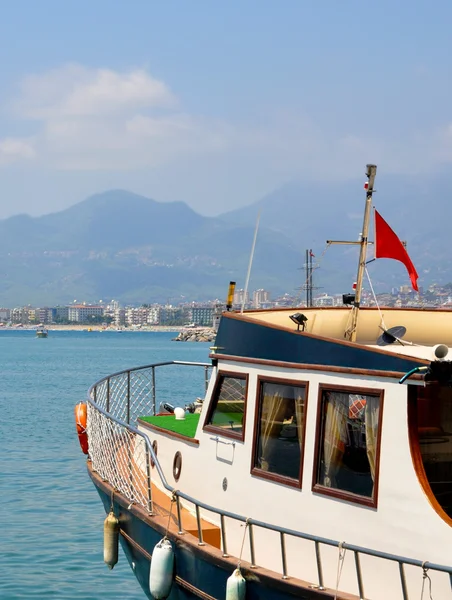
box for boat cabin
[128,307,452,599]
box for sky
[0,0,451,219]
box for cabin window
[409,384,452,521]
[251,377,308,488]
[312,385,383,507]
[203,372,248,441]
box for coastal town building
[253,288,270,308]
[4,284,452,326]
[233,288,249,307]
[68,304,104,323]
[190,306,215,326]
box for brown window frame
[312,383,384,508]
[203,370,249,442]
[250,375,309,489]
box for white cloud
[17,64,176,119]
[3,62,452,181]
[5,63,236,170]
[0,138,35,164]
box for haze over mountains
[1,172,450,306]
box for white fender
[149,537,174,599]
[226,568,246,600]
[103,511,119,570]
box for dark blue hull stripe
[214,316,425,373]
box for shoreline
[0,325,214,332]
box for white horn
[433,344,449,360]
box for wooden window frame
[311,383,384,508]
[408,385,452,527]
[203,370,249,442]
[250,375,309,489]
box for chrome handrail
[87,361,452,599]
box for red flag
[374,210,419,291]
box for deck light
[290,313,308,331]
[343,293,356,305]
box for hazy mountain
[0,190,303,306]
[220,170,452,294]
[0,172,451,307]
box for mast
[326,164,377,342]
[305,249,314,307]
[346,164,377,341]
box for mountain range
[1,171,450,306]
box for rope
[237,518,250,569]
[163,490,178,539]
[334,542,346,600]
[421,561,433,599]
[295,242,331,305]
[365,267,387,331]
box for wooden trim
[120,528,153,561]
[202,370,249,442]
[407,386,452,527]
[250,375,309,489]
[227,305,452,315]
[175,575,218,600]
[138,418,200,445]
[311,383,385,509]
[209,354,427,378]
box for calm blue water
[1,330,210,600]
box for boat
[76,164,452,599]
[36,325,48,338]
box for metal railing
[86,361,452,600]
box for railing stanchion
[176,495,184,534]
[315,541,325,590]
[145,444,153,514]
[399,562,409,600]
[127,371,131,424]
[204,365,209,393]
[152,367,156,416]
[196,505,205,546]
[106,377,110,412]
[354,551,365,599]
[249,523,256,568]
[220,514,229,557]
[280,532,288,579]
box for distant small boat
[36,325,48,338]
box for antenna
[241,211,261,313]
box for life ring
[75,402,89,454]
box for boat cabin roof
[227,306,452,362]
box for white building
[68,304,104,323]
[253,289,270,308]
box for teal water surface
[1,330,210,600]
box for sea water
[1,330,210,600]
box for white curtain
[294,390,305,453]
[364,396,380,481]
[259,389,285,470]
[322,392,348,487]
